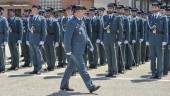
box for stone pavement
[0,46,170,96]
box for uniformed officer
[21,9,32,67]
[100,3,118,77]
[97,7,106,66]
[147,1,168,79]
[142,12,150,64]
[88,7,100,69]
[53,9,66,68]
[136,10,145,65]
[0,7,9,73]
[123,6,133,70]
[38,9,47,63]
[27,5,47,75]
[8,9,23,70]
[44,7,60,71]
[114,5,125,73]
[130,8,138,66]
[57,7,72,68]
[60,5,100,93]
[164,6,170,75]
[83,10,92,66]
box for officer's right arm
[64,21,74,54]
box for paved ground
[0,46,170,96]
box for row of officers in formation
[0,1,170,81]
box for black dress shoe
[156,76,162,79]
[28,71,37,74]
[89,66,97,69]
[105,74,113,77]
[57,64,64,68]
[106,74,116,78]
[0,70,5,73]
[60,88,74,91]
[90,85,101,93]
[8,67,19,71]
[22,64,32,68]
[150,75,157,79]
[47,68,54,71]
[36,70,43,75]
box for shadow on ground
[131,74,158,83]
[48,90,98,96]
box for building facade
[0,0,94,17]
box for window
[40,0,62,9]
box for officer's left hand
[162,42,167,46]
[140,39,144,43]
[100,41,104,45]
[17,40,22,44]
[90,48,94,52]
[124,40,128,44]
[96,39,100,44]
[118,41,122,45]
[39,41,44,46]
[132,40,136,44]
[26,41,30,46]
[55,42,59,47]
[62,43,64,47]
[3,42,8,46]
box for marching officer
[44,7,60,71]
[0,7,9,73]
[147,1,168,79]
[8,9,23,70]
[21,9,32,67]
[27,5,47,74]
[60,5,100,93]
[100,3,118,77]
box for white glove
[162,42,167,46]
[26,41,30,46]
[101,41,104,45]
[39,41,44,46]
[55,42,59,47]
[90,48,94,52]
[146,42,149,46]
[4,41,8,45]
[140,39,144,43]
[62,43,64,47]
[66,52,72,55]
[96,39,100,43]
[124,40,128,44]
[118,41,122,45]
[132,40,136,44]
[17,40,22,44]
